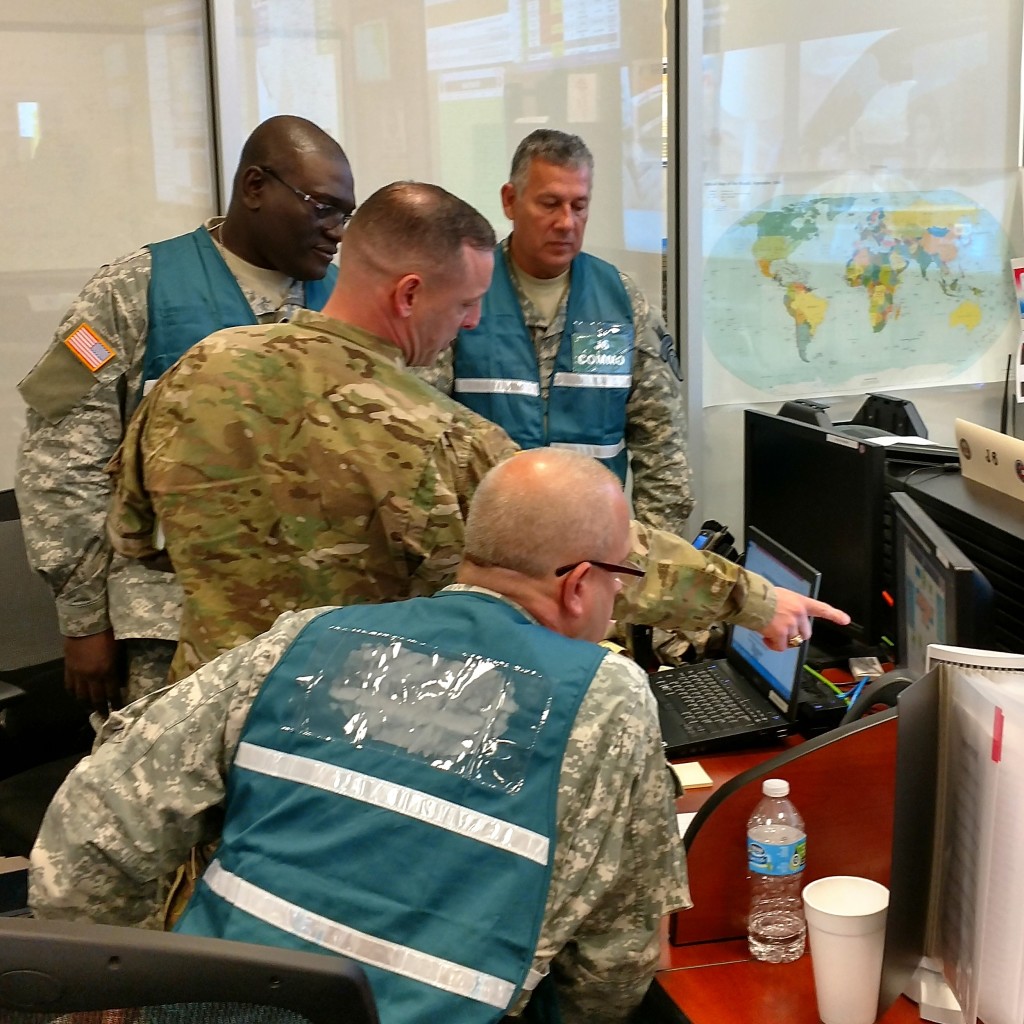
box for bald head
[463,449,626,578]
[231,115,348,197]
[220,116,354,281]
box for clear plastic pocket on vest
[279,625,554,795]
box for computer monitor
[731,527,820,706]
[904,470,1024,654]
[743,408,889,646]
[891,491,994,677]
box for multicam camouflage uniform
[30,589,690,1023]
[418,237,694,535]
[108,310,774,685]
[108,311,521,683]
[14,221,318,701]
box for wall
[2,0,666,495]
[673,0,1024,535]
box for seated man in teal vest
[419,128,693,539]
[15,115,355,711]
[30,449,690,1024]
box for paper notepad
[671,761,713,790]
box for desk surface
[656,940,920,1023]
[656,716,917,1022]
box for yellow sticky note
[671,761,713,790]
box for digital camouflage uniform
[418,237,694,535]
[108,310,773,684]
[15,221,319,702]
[29,590,690,1023]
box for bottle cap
[762,778,789,797]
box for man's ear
[239,165,268,211]
[558,563,588,621]
[500,182,517,221]
[393,273,421,319]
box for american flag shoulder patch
[63,322,116,372]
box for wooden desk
[654,712,916,1022]
[655,941,920,1023]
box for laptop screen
[729,531,820,706]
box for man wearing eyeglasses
[15,114,355,712]
[32,449,690,1024]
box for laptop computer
[649,528,821,757]
[954,418,1024,504]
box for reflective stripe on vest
[549,439,627,460]
[454,378,541,397]
[202,862,518,1010]
[234,741,550,864]
[552,371,631,389]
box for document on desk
[671,761,713,790]
[904,645,1024,1024]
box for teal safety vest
[177,590,605,1024]
[453,247,634,482]
[143,226,337,390]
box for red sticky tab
[992,706,1004,763]
[63,322,115,372]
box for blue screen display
[729,540,814,701]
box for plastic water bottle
[746,777,807,962]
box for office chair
[0,489,92,857]
[0,916,380,1023]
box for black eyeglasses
[554,560,645,580]
[260,166,355,229]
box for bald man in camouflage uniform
[15,115,355,712]
[418,128,692,535]
[32,450,690,1023]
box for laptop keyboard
[654,664,774,736]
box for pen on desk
[802,664,846,698]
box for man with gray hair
[420,128,693,536]
[32,448,688,1024]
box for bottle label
[747,834,806,875]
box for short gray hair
[508,130,594,192]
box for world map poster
[698,6,1022,407]
[703,183,1018,403]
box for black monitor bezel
[891,490,994,674]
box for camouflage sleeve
[528,653,689,1022]
[28,608,323,926]
[405,410,520,596]
[15,251,152,635]
[621,273,694,535]
[410,346,454,394]
[617,520,777,633]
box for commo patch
[63,322,115,373]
